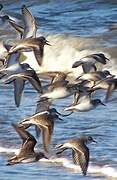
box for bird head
[92,99,106,107]
[98,53,110,61]
[48,108,63,120]
[38,36,51,46]
[80,136,97,144]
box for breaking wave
[24,34,117,77]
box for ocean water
[0,0,117,179]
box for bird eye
[88,136,93,141]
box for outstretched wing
[22,5,37,38]
[6,52,20,67]
[33,48,43,66]
[9,20,24,38]
[41,124,53,152]
[14,78,25,107]
[12,123,36,155]
[72,146,89,176]
[25,70,42,93]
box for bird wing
[35,125,41,137]
[105,84,115,102]
[36,98,51,113]
[6,52,20,67]
[26,70,42,93]
[9,20,24,38]
[41,124,53,152]
[14,78,25,107]
[82,64,97,73]
[35,99,52,137]
[72,60,83,68]
[22,5,37,38]
[72,146,89,176]
[33,48,43,66]
[12,70,42,94]
[73,92,80,104]
[12,123,36,155]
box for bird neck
[39,45,44,57]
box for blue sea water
[0,0,117,179]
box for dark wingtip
[11,123,17,128]
[0,4,3,11]
[82,171,87,176]
[56,151,63,155]
[6,162,12,166]
[72,61,82,68]
[72,63,78,68]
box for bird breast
[41,87,69,99]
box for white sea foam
[40,156,117,178]
[0,146,117,178]
[23,34,114,78]
[0,146,19,154]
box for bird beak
[91,139,97,144]
[101,102,106,106]
[92,139,97,143]
[111,75,115,78]
[45,40,51,46]
[58,117,64,121]
[106,57,110,61]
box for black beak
[92,139,97,143]
[111,75,115,78]
[106,57,110,61]
[58,117,64,121]
[101,102,106,106]
[45,40,51,46]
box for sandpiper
[40,80,89,101]
[0,52,42,107]
[72,53,110,73]
[7,123,47,165]
[55,136,96,176]
[8,36,51,66]
[64,95,105,112]
[76,70,114,82]
[19,108,63,152]
[35,98,72,136]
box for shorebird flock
[0,4,116,176]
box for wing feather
[22,5,37,38]
[72,146,89,176]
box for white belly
[75,102,94,111]
[41,87,69,99]
[65,101,94,112]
